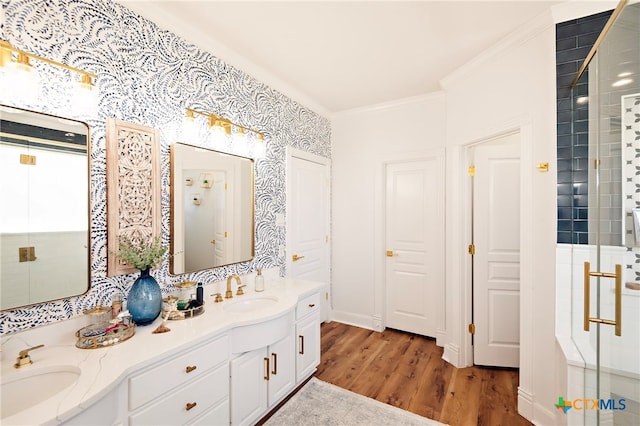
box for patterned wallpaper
[622,94,640,284]
[0,0,331,334]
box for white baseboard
[518,387,534,420]
[442,343,461,367]
[435,328,446,348]
[330,310,378,332]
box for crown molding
[333,91,445,118]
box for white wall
[331,94,446,330]
[333,8,561,426]
[441,10,558,424]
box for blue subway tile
[558,207,573,219]
[558,195,573,207]
[574,195,589,207]
[556,37,577,52]
[558,159,573,171]
[558,171,573,184]
[558,232,573,244]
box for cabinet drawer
[296,292,320,320]
[130,364,229,426]
[187,398,229,426]
[129,334,229,410]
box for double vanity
[1,278,325,425]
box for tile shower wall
[0,0,331,334]
[556,10,611,244]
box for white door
[287,150,330,320]
[211,170,226,266]
[472,134,520,368]
[385,158,443,337]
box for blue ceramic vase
[127,268,162,326]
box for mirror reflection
[0,105,90,310]
[170,142,254,274]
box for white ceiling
[120,1,561,114]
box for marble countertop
[0,277,325,425]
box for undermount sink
[1,365,81,419]
[223,295,279,313]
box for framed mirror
[0,105,90,310]
[170,142,254,274]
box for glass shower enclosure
[570,1,639,424]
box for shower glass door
[572,2,640,424]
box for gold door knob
[210,239,216,245]
[292,254,305,262]
[386,250,398,257]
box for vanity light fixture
[0,40,98,117]
[183,107,265,158]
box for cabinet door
[230,348,268,426]
[296,311,321,383]
[268,332,296,406]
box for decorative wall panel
[622,93,640,284]
[106,118,161,276]
[0,0,331,334]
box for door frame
[285,147,331,318]
[468,134,521,367]
[374,149,446,343]
[462,128,525,366]
[457,121,535,418]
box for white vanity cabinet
[228,309,297,426]
[229,332,295,425]
[127,333,230,426]
[295,291,321,383]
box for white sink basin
[1,365,81,419]
[223,296,278,313]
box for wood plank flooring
[314,322,532,426]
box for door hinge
[224,231,228,238]
[468,323,475,334]
[468,244,475,255]
[19,246,36,262]
[20,154,36,165]
[468,165,475,176]
[225,182,228,190]
[325,235,329,243]
[325,292,329,300]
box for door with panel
[287,149,330,321]
[384,156,444,337]
[471,134,520,368]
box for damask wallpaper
[0,0,331,333]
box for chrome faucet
[225,274,245,298]
[14,344,44,368]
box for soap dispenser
[255,268,264,292]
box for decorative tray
[165,304,205,320]
[75,322,135,349]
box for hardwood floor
[314,322,532,426]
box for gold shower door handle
[292,254,305,262]
[583,262,622,336]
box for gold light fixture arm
[0,40,96,80]
[184,107,263,139]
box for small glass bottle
[255,268,264,292]
[111,293,122,319]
